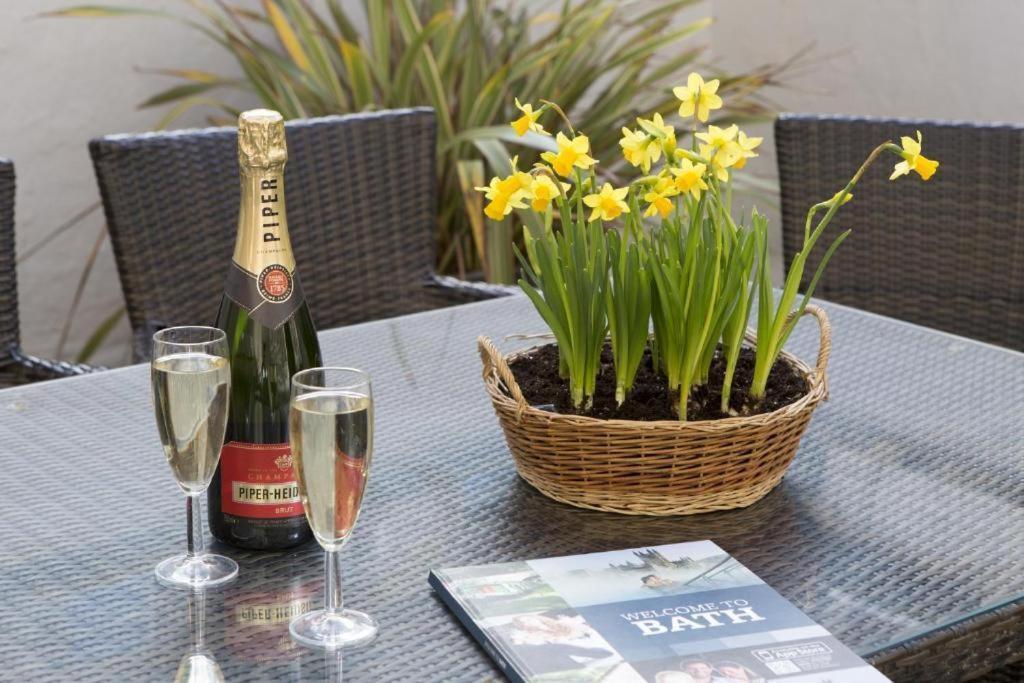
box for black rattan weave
[776,114,1024,352]
[90,108,512,361]
[0,159,98,386]
[976,661,1024,682]
[0,160,19,360]
[0,295,1020,681]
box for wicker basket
[478,305,832,515]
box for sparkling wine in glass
[152,326,238,589]
[288,367,377,649]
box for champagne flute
[152,326,238,589]
[288,367,377,649]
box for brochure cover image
[430,541,891,683]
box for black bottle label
[223,261,306,329]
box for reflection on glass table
[174,592,223,683]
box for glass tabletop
[0,296,1021,681]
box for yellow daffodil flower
[621,113,676,172]
[541,132,597,177]
[731,130,763,170]
[582,182,630,222]
[639,112,676,148]
[698,142,741,182]
[475,160,532,221]
[475,175,528,220]
[527,175,570,212]
[695,125,743,179]
[620,127,653,170]
[511,98,548,137]
[890,130,938,181]
[673,72,723,122]
[695,124,739,149]
[670,159,709,199]
[620,129,659,173]
[643,176,678,218]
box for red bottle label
[220,442,304,519]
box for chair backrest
[91,108,439,347]
[776,114,1024,351]
[0,159,20,355]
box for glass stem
[188,590,206,652]
[186,493,206,560]
[325,648,343,681]
[325,549,343,615]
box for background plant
[54,0,783,288]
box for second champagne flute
[288,367,377,649]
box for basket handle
[788,304,832,392]
[477,336,530,416]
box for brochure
[430,541,890,682]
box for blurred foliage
[53,0,785,285]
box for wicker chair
[90,108,515,361]
[776,114,1024,351]
[0,159,98,386]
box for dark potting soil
[509,342,809,421]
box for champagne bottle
[209,109,322,550]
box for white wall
[709,0,1024,246]
[0,1,257,365]
[714,0,1024,121]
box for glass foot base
[290,608,378,650]
[155,553,238,590]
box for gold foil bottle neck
[238,109,287,168]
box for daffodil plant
[648,214,727,415]
[719,214,761,413]
[480,74,939,418]
[517,213,608,410]
[606,227,651,407]
[749,131,937,400]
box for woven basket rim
[478,304,831,431]
[485,346,824,430]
